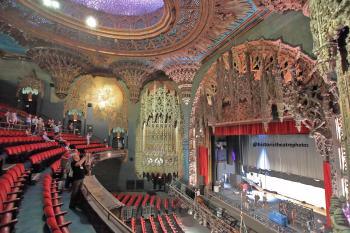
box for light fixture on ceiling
[42,0,60,9]
[85,16,97,28]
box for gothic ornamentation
[27,47,92,99]
[135,82,182,175]
[309,0,350,200]
[110,60,154,103]
[191,39,337,185]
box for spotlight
[86,16,97,28]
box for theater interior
[0,0,349,233]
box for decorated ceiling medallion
[70,0,165,16]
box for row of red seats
[158,215,168,233]
[141,194,150,207]
[84,147,112,153]
[75,144,104,150]
[50,160,61,175]
[172,213,184,233]
[156,196,162,211]
[133,194,143,209]
[0,130,26,137]
[140,217,146,233]
[5,142,58,156]
[0,136,42,145]
[121,194,131,205]
[0,164,30,233]
[126,194,137,207]
[30,147,66,165]
[43,175,71,233]
[164,215,177,233]
[131,217,136,232]
[149,216,159,233]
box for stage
[215,183,328,233]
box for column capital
[110,60,154,103]
[164,62,200,105]
[27,47,91,99]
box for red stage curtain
[323,161,332,227]
[214,120,309,136]
[198,146,209,185]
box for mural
[135,81,182,176]
[64,75,127,130]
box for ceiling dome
[70,0,165,16]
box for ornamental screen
[135,82,182,176]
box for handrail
[82,181,133,233]
[168,181,238,233]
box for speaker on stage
[126,180,135,190]
[136,180,144,190]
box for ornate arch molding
[189,39,338,185]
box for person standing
[69,153,87,210]
[25,114,32,127]
[86,132,92,145]
[31,116,38,134]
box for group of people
[142,172,178,190]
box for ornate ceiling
[0,0,266,65]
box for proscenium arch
[188,39,339,187]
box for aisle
[61,190,96,233]
[16,170,49,233]
[15,168,96,233]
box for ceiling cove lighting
[85,16,98,28]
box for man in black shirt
[69,153,87,209]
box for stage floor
[218,183,329,233]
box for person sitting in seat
[42,131,54,142]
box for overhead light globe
[42,0,52,7]
[86,16,97,28]
[51,0,60,9]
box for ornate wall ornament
[16,69,44,98]
[110,60,155,103]
[64,75,127,131]
[191,39,338,186]
[27,47,92,99]
[309,0,350,200]
[253,0,309,15]
[135,81,182,176]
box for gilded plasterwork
[135,81,182,176]
[64,75,127,130]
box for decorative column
[165,62,200,183]
[27,47,91,99]
[309,0,350,199]
[110,61,154,103]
